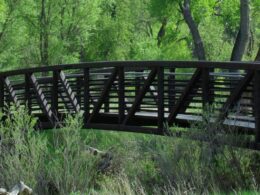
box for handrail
[1,61,260,77]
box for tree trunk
[230,0,250,61]
[157,18,167,47]
[180,0,206,60]
[39,0,49,68]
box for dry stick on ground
[0,181,32,195]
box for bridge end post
[254,70,260,147]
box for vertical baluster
[158,66,164,133]
[202,68,210,109]
[52,70,59,117]
[84,68,90,126]
[118,67,125,124]
[168,68,175,113]
[25,73,32,114]
[254,70,260,146]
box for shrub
[0,106,48,190]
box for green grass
[0,107,260,194]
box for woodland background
[0,0,259,71]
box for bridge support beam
[254,70,260,145]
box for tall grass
[0,106,259,194]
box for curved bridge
[1,61,260,149]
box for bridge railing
[0,61,260,148]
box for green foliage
[0,106,47,189]
[0,107,260,194]
[0,0,258,70]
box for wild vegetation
[0,107,259,194]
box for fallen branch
[0,181,32,195]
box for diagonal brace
[219,70,254,119]
[123,68,158,125]
[87,68,118,123]
[168,69,202,125]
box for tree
[230,0,250,61]
[179,0,206,60]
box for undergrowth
[0,107,259,194]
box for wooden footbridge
[1,61,260,149]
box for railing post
[168,68,175,113]
[104,75,109,113]
[0,76,4,111]
[202,68,210,109]
[254,70,260,145]
[52,70,59,117]
[158,66,164,133]
[84,68,90,126]
[25,73,32,114]
[118,67,125,124]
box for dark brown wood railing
[1,61,260,149]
